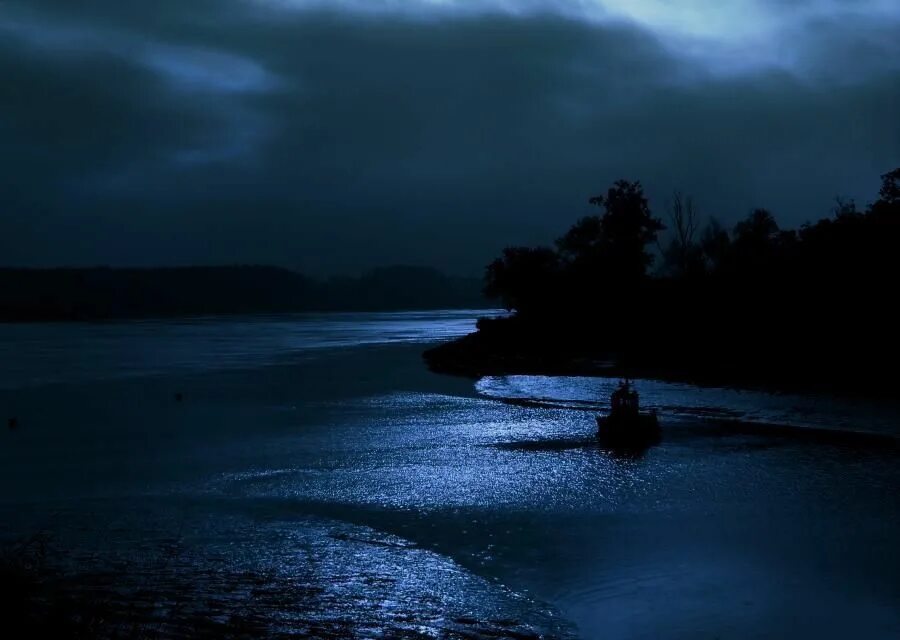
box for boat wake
[475,374,900,443]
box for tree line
[478,168,900,391]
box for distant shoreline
[0,265,488,322]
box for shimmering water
[0,310,492,389]
[477,375,900,434]
[1,311,898,638]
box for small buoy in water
[175,392,183,403]
[8,417,17,430]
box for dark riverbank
[440,170,900,397]
[423,314,898,398]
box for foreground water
[1,311,898,638]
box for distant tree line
[473,168,900,391]
[0,265,486,321]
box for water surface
[1,311,898,638]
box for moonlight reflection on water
[1,311,899,638]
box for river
[1,311,898,638]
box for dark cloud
[1,1,898,274]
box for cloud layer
[1,1,898,273]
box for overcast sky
[1,1,898,275]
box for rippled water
[477,375,900,435]
[1,311,899,638]
[0,310,496,389]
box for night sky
[2,1,898,275]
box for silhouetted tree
[869,167,900,219]
[430,166,900,394]
[484,246,560,313]
[878,168,900,205]
[556,215,604,266]
[661,191,704,277]
[832,196,861,221]
[733,208,779,245]
[699,218,730,274]
[557,180,664,283]
[725,208,784,278]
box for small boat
[596,379,660,446]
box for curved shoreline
[423,325,898,399]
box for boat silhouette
[596,379,660,446]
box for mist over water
[1,311,898,638]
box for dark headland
[426,168,900,396]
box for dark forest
[427,168,900,394]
